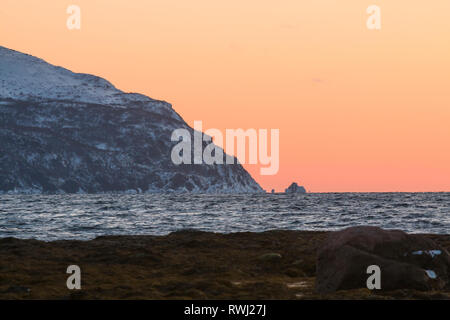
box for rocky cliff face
[0,46,263,194]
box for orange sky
[1,1,449,192]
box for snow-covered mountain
[0,46,263,194]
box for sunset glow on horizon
[1,0,449,192]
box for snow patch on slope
[0,46,172,114]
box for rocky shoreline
[1,230,449,299]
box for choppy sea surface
[0,193,448,241]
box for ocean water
[0,193,448,241]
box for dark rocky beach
[1,230,449,300]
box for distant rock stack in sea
[285,182,306,194]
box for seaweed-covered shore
[1,230,449,299]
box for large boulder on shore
[285,182,306,194]
[316,226,450,293]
